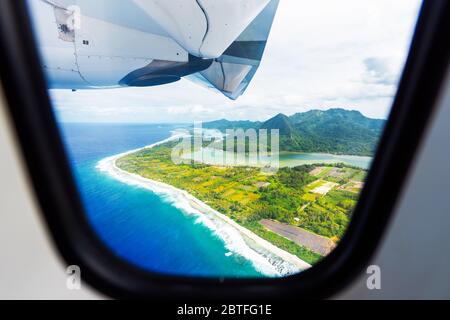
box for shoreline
[97,132,311,277]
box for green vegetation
[203,108,385,156]
[117,140,367,264]
[298,190,359,239]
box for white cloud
[50,0,422,123]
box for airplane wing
[28,0,279,100]
[189,0,280,100]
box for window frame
[0,0,449,299]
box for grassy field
[116,140,367,265]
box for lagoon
[183,148,372,170]
[279,152,372,169]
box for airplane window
[25,0,421,279]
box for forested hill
[203,108,386,156]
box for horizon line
[57,108,388,125]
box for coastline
[97,132,311,277]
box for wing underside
[31,0,279,100]
[129,0,280,100]
[187,0,280,100]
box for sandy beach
[97,132,311,277]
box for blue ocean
[57,123,263,278]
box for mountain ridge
[203,108,386,156]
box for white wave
[97,131,311,277]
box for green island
[116,109,380,265]
[117,143,367,265]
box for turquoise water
[57,123,263,278]
[280,153,372,169]
[185,149,372,170]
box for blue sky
[49,0,422,123]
